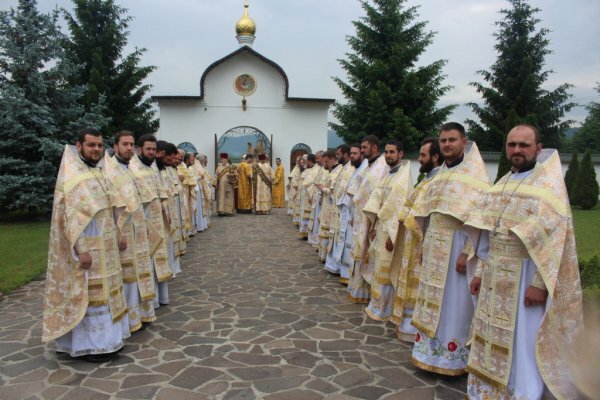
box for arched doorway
[290,143,312,171]
[215,126,272,167]
[177,142,198,154]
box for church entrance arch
[290,143,311,171]
[215,126,272,167]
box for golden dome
[235,3,256,36]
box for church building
[152,2,334,177]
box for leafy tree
[0,0,108,215]
[64,0,158,139]
[572,84,600,153]
[573,150,599,210]
[331,0,455,151]
[564,152,579,205]
[466,0,574,152]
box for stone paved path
[0,208,467,399]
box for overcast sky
[4,0,600,127]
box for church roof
[153,46,334,104]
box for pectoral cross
[495,311,509,325]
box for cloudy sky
[4,0,600,126]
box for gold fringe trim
[466,366,508,392]
[410,356,467,377]
[298,232,308,238]
[129,320,143,333]
[141,315,157,323]
[339,277,349,285]
[364,308,390,322]
[410,320,436,339]
[112,307,129,323]
[347,293,370,304]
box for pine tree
[64,0,158,138]
[572,84,600,153]
[0,0,109,215]
[564,153,579,205]
[466,0,574,152]
[573,150,599,210]
[331,0,455,151]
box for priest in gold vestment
[104,131,156,333]
[253,154,273,214]
[410,123,490,376]
[464,125,583,400]
[237,154,254,213]
[214,153,237,216]
[308,151,328,246]
[317,150,344,262]
[272,157,285,208]
[291,156,305,223]
[347,135,389,303]
[390,137,443,342]
[130,135,173,308]
[43,129,129,362]
[298,154,318,237]
[363,140,413,321]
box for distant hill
[328,129,344,149]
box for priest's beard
[139,154,154,167]
[419,159,435,174]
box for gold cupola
[235,1,256,47]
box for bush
[573,150,599,210]
[580,256,600,289]
[564,153,579,205]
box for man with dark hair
[315,150,340,262]
[308,151,328,246]
[364,140,413,321]
[104,131,157,334]
[297,154,318,238]
[155,142,183,278]
[409,122,490,376]
[332,144,364,284]
[129,135,173,309]
[323,144,354,274]
[272,157,286,208]
[464,124,583,399]
[237,154,254,214]
[215,153,237,216]
[43,128,130,362]
[347,134,389,303]
[390,136,443,342]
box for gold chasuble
[291,166,303,223]
[272,164,285,208]
[215,164,237,215]
[237,161,253,212]
[103,154,155,305]
[43,146,127,342]
[362,161,413,321]
[193,160,212,218]
[298,166,319,236]
[463,150,583,400]
[389,169,439,341]
[128,156,172,283]
[177,163,195,233]
[308,166,328,238]
[317,164,343,251]
[253,162,273,214]
[329,162,355,247]
[351,156,389,281]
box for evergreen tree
[564,152,579,205]
[573,150,599,210]
[331,0,455,151]
[0,0,108,215]
[466,0,574,151]
[572,84,600,153]
[64,0,158,138]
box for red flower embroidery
[415,333,421,342]
[448,341,458,352]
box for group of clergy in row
[211,151,286,217]
[287,122,583,400]
[42,129,215,362]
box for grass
[0,220,50,294]
[572,205,600,261]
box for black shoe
[81,352,118,363]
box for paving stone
[39,386,69,400]
[435,385,465,400]
[263,389,323,400]
[333,368,374,387]
[311,364,338,378]
[306,378,339,394]
[229,367,282,380]
[82,377,120,394]
[319,340,358,351]
[170,366,223,390]
[228,352,281,365]
[0,381,45,400]
[382,387,435,400]
[116,386,159,399]
[152,360,190,376]
[253,375,310,393]
[121,373,170,389]
[182,344,213,359]
[156,387,211,400]
[281,350,321,368]
[223,388,257,400]
[344,386,391,399]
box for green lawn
[572,205,600,261]
[0,220,50,293]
